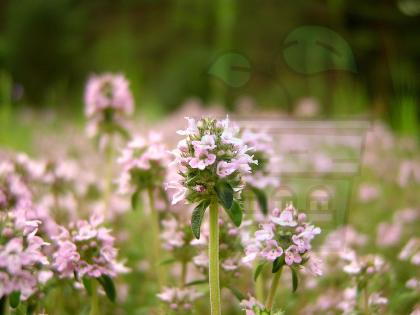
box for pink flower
[293,234,311,253]
[306,256,323,276]
[285,245,302,265]
[164,181,187,204]
[271,209,297,227]
[177,117,198,136]
[216,161,237,178]
[192,135,217,150]
[261,240,284,262]
[189,148,216,170]
[254,224,275,241]
[243,242,262,263]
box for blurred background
[0,0,419,134]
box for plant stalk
[209,200,221,315]
[104,135,115,214]
[180,260,187,289]
[265,267,283,311]
[89,280,99,315]
[363,286,370,314]
[148,187,166,288]
[0,295,10,315]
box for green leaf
[249,186,268,215]
[226,285,246,302]
[214,181,234,210]
[272,255,286,274]
[290,267,299,293]
[254,261,268,282]
[281,26,358,75]
[222,200,243,227]
[184,278,208,287]
[26,301,38,315]
[205,50,254,90]
[131,191,139,210]
[9,291,20,308]
[74,270,79,282]
[97,274,117,302]
[83,276,92,296]
[156,258,176,266]
[191,199,211,239]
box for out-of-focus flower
[0,208,49,300]
[358,183,380,203]
[52,212,130,279]
[117,132,169,195]
[84,73,134,138]
[376,222,402,248]
[399,237,420,264]
[156,287,204,314]
[244,205,321,271]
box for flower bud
[298,213,307,221]
[272,208,280,217]
[2,227,13,237]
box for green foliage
[191,199,211,239]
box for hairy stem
[89,280,99,315]
[148,187,165,288]
[265,267,283,311]
[209,200,221,315]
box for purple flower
[216,161,237,178]
[260,240,284,262]
[189,148,216,170]
[285,245,302,265]
[254,224,275,241]
[192,135,217,150]
[271,209,297,227]
[293,234,311,253]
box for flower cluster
[0,161,32,211]
[166,116,257,205]
[84,73,134,138]
[244,205,321,274]
[240,128,280,190]
[156,287,204,314]
[117,132,169,195]
[240,295,283,315]
[191,214,252,279]
[0,208,49,300]
[52,213,129,279]
[341,250,385,277]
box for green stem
[209,200,221,315]
[180,260,187,289]
[148,187,166,288]
[57,283,65,315]
[363,286,370,314]
[0,295,10,315]
[265,267,283,311]
[89,280,99,315]
[104,135,115,214]
[254,260,264,302]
